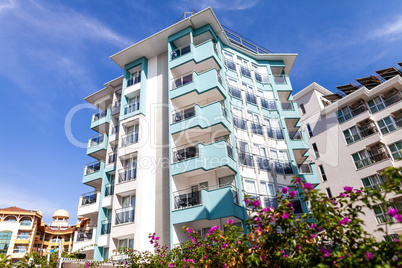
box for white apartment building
[73,8,319,261]
[294,63,402,241]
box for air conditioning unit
[356,99,364,106]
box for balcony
[353,146,390,170]
[118,167,136,183]
[169,40,221,70]
[274,75,287,84]
[83,161,104,187]
[124,101,140,116]
[170,102,230,140]
[126,74,141,88]
[171,140,236,177]
[384,94,401,107]
[171,45,191,60]
[115,207,135,225]
[240,66,251,78]
[91,109,111,133]
[171,185,244,224]
[254,72,270,84]
[350,105,367,117]
[297,163,313,174]
[77,191,100,217]
[273,160,293,175]
[281,102,294,110]
[73,227,96,252]
[170,68,225,106]
[12,248,26,254]
[87,134,108,160]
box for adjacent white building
[294,63,402,241]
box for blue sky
[0,0,401,224]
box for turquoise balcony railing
[171,140,236,176]
[171,185,244,224]
[83,160,105,185]
[87,134,108,157]
[170,40,222,69]
[170,68,225,100]
[91,109,111,131]
[170,101,230,134]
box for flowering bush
[111,166,402,267]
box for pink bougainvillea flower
[168,263,174,268]
[244,199,249,203]
[395,214,402,222]
[289,191,297,198]
[366,252,374,261]
[344,186,353,193]
[186,228,193,233]
[263,207,274,213]
[251,200,261,207]
[281,211,289,219]
[388,208,399,217]
[303,183,314,190]
[339,217,351,225]
[287,202,294,208]
[282,186,289,194]
[227,218,233,225]
[295,177,302,184]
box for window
[312,143,319,158]
[238,141,254,167]
[122,125,139,147]
[116,195,135,225]
[125,96,140,114]
[254,144,270,171]
[373,205,390,224]
[271,150,292,174]
[239,58,251,77]
[227,78,241,99]
[384,234,400,242]
[5,217,16,222]
[361,174,385,190]
[336,106,352,123]
[119,158,137,183]
[266,118,284,140]
[232,107,247,130]
[21,219,32,226]
[343,126,361,144]
[118,238,134,249]
[368,96,385,113]
[0,231,12,254]
[219,175,236,187]
[127,65,141,87]
[248,112,263,135]
[377,116,397,135]
[243,179,258,199]
[223,52,236,72]
[243,83,257,104]
[253,65,270,83]
[299,104,306,115]
[389,140,402,160]
[325,188,333,199]
[318,164,327,181]
[260,91,277,110]
[260,182,278,208]
[352,150,372,169]
[306,123,313,137]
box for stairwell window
[388,140,402,160]
[306,123,313,137]
[299,103,306,115]
[325,188,333,199]
[318,164,327,181]
[312,143,319,158]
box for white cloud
[188,0,260,11]
[0,0,15,14]
[372,16,402,41]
